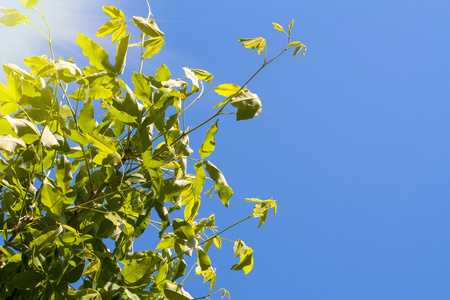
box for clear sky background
[1,0,450,299]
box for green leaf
[40,183,64,219]
[4,116,39,143]
[56,155,73,194]
[23,55,52,75]
[203,161,233,207]
[132,72,153,102]
[102,5,125,20]
[173,219,195,240]
[287,41,302,47]
[194,162,206,197]
[78,100,95,134]
[244,198,277,227]
[164,282,194,300]
[133,16,164,38]
[143,37,165,59]
[184,195,200,223]
[82,260,101,282]
[230,90,261,110]
[191,69,213,82]
[272,22,285,33]
[237,37,266,55]
[106,105,137,124]
[156,64,171,82]
[163,179,191,197]
[67,129,89,145]
[231,240,254,274]
[87,132,116,153]
[9,271,45,290]
[31,225,63,250]
[0,8,28,27]
[96,20,122,39]
[293,43,307,58]
[115,33,130,75]
[214,83,241,97]
[77,33,115,72]
[199,120,218,159]
[230,90,262,121]
[197,248,212,271]
[55,59,82,82]
[72,288,100,300]
[288,18,294,35]
[123,257,154,285]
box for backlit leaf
[102,6,125,20]
[214,83,240,97]
[115,33,130,75]
[78,100,95,134]
[199,120,218,159]
[156,64,171,82]
[0,8,28,27]
[22,0,39,9]
[143,37,165,59]
[133,16,164,38]
[197,248,212,271]
[203,161,233,207]
[237,37,266,55]
[56,155,73,193]
[87,132,117,152]
[77,33,115,72]
[272,22,285,33]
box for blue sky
[1,0,450,299]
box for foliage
[0,1,305,299]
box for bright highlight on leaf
[0,7,28,27]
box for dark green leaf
[9,271,45,290]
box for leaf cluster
[0,2,304,299]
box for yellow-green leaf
[87,132,117,152]
[102,6,125,20]
[199,120,218,159]
[237,37,266,55]
[214,83,240,97]
[272,22,285,33]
